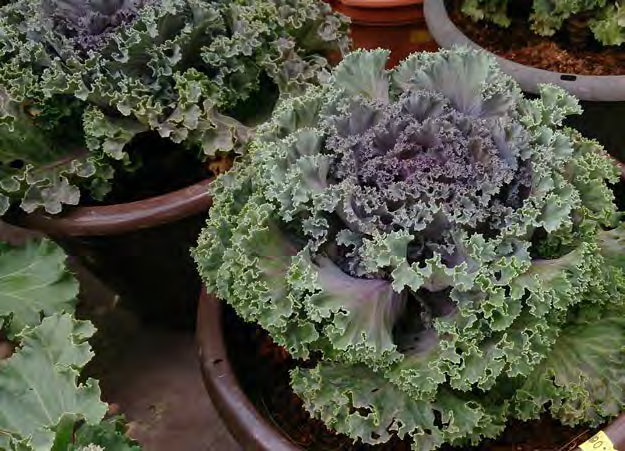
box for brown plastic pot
[423,0,625,164]
[196,289,296,451]
[197,289,625,451]
[332,0,438,68]
[9,178,213,329]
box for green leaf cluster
[0,0,349,214]
[0,238,138,450]
[193,48,625,449]
[462,0,625,46]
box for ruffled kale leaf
[292,362,507,449]
[193,47,625,450]
[515,283,625,426]
[0,0,349,213]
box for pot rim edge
[423,0,625,101]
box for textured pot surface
[196,289,298,451]
[604,417,625,450]
[334,0,437,68]
[9,179,214,329]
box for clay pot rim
[197,288,625,451]
[339,0,423,8]
[11,177,214,237]
[196,288,299,451]
[423,0,625,101]
[333,0,425,26]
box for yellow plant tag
[579,431,617,451]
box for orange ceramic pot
[333,0,438,67]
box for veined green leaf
[0,313,107,450]
[0,239,78,337]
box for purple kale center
[327,90,532,236]
[45,0,153,51]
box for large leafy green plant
[0,0,349,214]
[461,0,625,46]
[193,47,625,449]
[0,238,138,450]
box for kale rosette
[0,0,348,213]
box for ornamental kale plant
[462,0,625,46]
[193,47,625,449]
[0,0,349,214]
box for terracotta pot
[8,179,213,329]
[196,289,625,451]
[333,0,438,68]
[423,0,625,163]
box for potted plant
[423,0,625,166]
[0,0,349,327]
[0,236,140,450]
[329,0,437,68]
[193,47,625,449]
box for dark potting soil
[448,0,625,76]
[81,132,213,206]
[80,74,279,206]
[223,304,596,451]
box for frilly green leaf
[292,362,507,450]
[332,49,390,104]
[514,285,625,425]
[300,251,406,369]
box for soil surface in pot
[65,75,281,207]
[223,305,597,451]
[82,75,279,206]
[80,131,214,206]
[447,0,625,75]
